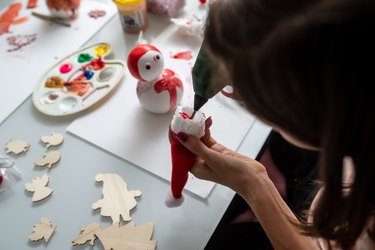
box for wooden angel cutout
[40,132,64,148]
[72,221,156,250]
[34,151,61,169]
[5,140,30,155]
[28,217,56,242]
[92,173,142,223]
[25,174,53,202]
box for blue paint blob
[84,70,94,80]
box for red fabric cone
[170,133,196,199]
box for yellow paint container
[113,0,148,34]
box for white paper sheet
[67,16,256,199]
[0,0,117,124]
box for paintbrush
[31,12,71,27]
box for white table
[0,1,271,249]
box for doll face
[138,50,164,81]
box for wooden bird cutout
[40,132,64,148]
[92,173,142,223]
[34,151,61,169]
[5,140,30,155]
[28,217,56,242]
[72,223,101,246]
[25,174,53,202]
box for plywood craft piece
[72,223,101,246]
[25,174,53,202]
[34,151,61,169]
[40,132,64,148]
[5,140,30,155]
[28,217,56,243]
[92,173,142,223]
[72,221,156,250]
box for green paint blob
[78,53,93,63]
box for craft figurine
[165,106,206,207]
[25,174,53,202]
[72,221,156,249]
[28,217,56,242]
[127,44,184,114]
[40,132,64,148]
[5,140,30,155]
[92,173,142,223]
[46,0,81,20]
[34,151,61,169]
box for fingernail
[176,132,188,142]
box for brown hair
[205,0,375,248]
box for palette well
[32,42,125,116]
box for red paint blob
[0,174,3,185]
[170,51,193,60]
[199,0,207,4]
[60,63,73,73]
[179,112,192,119]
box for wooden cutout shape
[5,140,30,155]
[25,174,53,202]
[96,221,156,250]
[40,132,64,148]
[72,221,156,250]
[28,217,56,242]
[72,223,101,246]
[34,151,61,169]
[92,173,142,223]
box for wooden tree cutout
[40,132,64,148]
[72,221,156,250]
[28,217,56,243]
[92,173,142,223]
[34,151,61,169]
[5,140,30,155]
[25,174,53,202]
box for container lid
[113,0,142,5]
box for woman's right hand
[175,117,268,197]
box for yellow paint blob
[94,45,110,57]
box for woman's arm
[175,123,319,250]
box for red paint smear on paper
[170,51,193,60]
[88,9,106,19]
[27,0,38,9]
[0,3,29,35]
[179,112,192,119]
[154,69,183,112]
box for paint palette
[33,42,125,116]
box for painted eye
[145,64,151,70]
[155,55,160,60]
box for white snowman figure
[127,44,184,114]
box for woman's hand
[172,117,268,197]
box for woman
[176,0,375,249]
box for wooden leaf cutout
[25,174,53,202]
[72,223,101,246]
[34,151,61,169]
[40,132,64,148]
[92,173,142,223]
[28,217,56,242]
[5,140,30,155]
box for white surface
[0,0,117,124]
[67,15,256,199]
[0,1,272,250]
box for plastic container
[113,0,148,34]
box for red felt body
[170,133,196,199]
